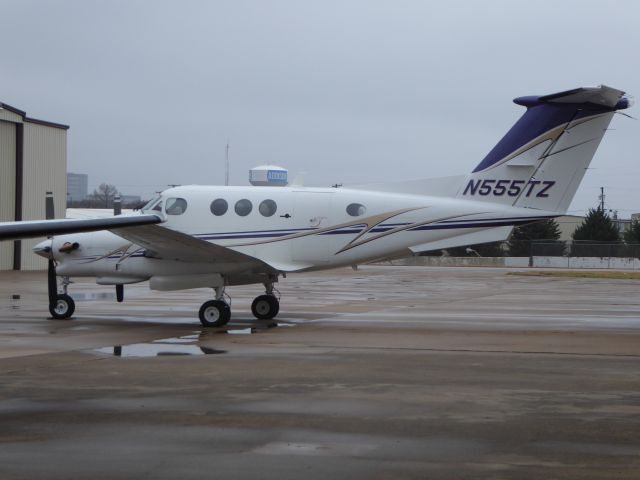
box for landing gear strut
[199,286,231,327]
[251,281,280,320]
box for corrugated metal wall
[20,122,67,270]
[0,121,16,269]
[0,109,23,123]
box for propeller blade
[46,192,57,304]
[47,259,57,305]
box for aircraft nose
[33,239,53,259]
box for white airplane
[0,85,632,327]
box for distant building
[555,215,584,241]
[67,172,88,202]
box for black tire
[49,294,75,319]
[251,295,279,320]
[199,300,231,327]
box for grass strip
[507,270,640,280]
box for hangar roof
[0,102,69,130]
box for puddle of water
[94,332,227,357]
[92,321,295,357]
[222,321,281,334]
[96,343,227,357]
[227,328,254,335]
[152,336,197,344]
[9,294,20,310]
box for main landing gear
[251,281,280,320]
[49,276,75,320]
[199,286,231,327]
[198,281,281,327]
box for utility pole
[599,186,605,210]
[225,141,230,186]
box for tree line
[67,183,147,209]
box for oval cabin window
[346,203,366,216]
[210,198,228,216]
[259,199,277,217]
[235,199,253,216]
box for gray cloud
[2,0,638,214]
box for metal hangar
[0,102,68,270]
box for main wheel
[49,294,75,320]
[199,300,231,327]
[251,295,279,320]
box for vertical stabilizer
[457,86,631,213]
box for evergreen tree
[508,219,562,256]
[572,207,620,242]
[624,218,640,244]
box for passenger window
[210,198,228,216]
[259,199,277,217]
[235,199,253,216]
[165,198,188,215]
[346,203,366,216]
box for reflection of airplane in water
[0,85,632,327]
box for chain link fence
[527,240,640,258]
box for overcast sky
[2,0,638,215]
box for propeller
[113,195,124,302]
[45,192,57,306]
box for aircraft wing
[110,224,275,269]
[0,214,163,241]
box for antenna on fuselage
[225,140,230,186]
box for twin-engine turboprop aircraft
[0,85,632,326]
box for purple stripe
[472,102,612,173]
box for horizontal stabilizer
[537,85,627,108]
[409,226,513,254]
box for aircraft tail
[457,85,632,213]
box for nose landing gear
[49,276,75,320]
[49,293,75,319]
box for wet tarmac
[1,265,640,479]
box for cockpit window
[141,195,162,213]
[165,197,187,215]
[152,201,163,212]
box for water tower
[249,165,288,187]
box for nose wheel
[49,294,75,320]
[251,295,280,320]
